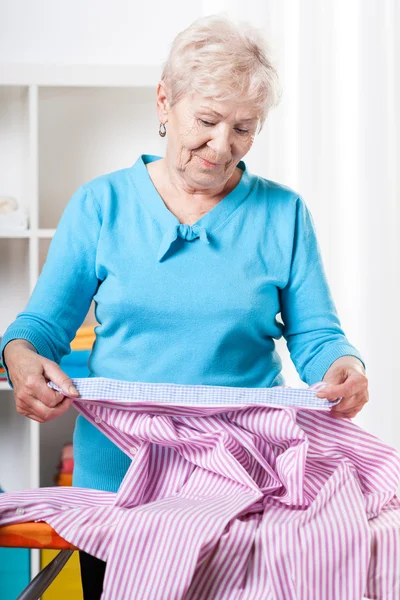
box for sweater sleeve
[0,186,102,389]
[279,195,365,385]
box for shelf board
[0,229,56,238]
[38,229,56,238]
[0,230,31,238]
[0,64,162,87]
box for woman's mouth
[197,156,221,168]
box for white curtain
[201,0,400,454]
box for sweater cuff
[304,343,366,385]
[0,329,56,390]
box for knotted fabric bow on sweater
[1,377,399,599]
[157,223,210,261]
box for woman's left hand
[316,356,369,418]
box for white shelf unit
[0,64,164,578]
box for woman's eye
[198,119,249,134]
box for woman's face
[158,85,260,190]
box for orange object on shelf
[55,473,73,486]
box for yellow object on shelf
[41,549,83,600]
[75,325,96,335]
[70,340,95,350]
[70,324,96,351]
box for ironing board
[0,522,76,600]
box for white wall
[0,0,202,64]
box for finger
[25,386,67,407]
[330,404,362,418]
[43,361,79,397]
[316,372,367,401]
[330,406,359,417]
[28,396,74,422]
[330,400,364,417]
[16,396,41,417]
[48,396,75,418]
[16,403,46,424]
[25,412,45,424]
[18,393,74,423]
[332,388,368,411]
[329,393,361,413]
[329,411,356,419]
[23,374,65,409]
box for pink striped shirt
[1,377,399,599]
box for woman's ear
[156,80,170,123]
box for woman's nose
[207,127,233,156]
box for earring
[159,122,167,137]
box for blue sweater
[1,154,365,492]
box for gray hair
[161,14,282,133]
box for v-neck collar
[128,154,255,262]
[129,154,254,232]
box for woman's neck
[146,158,242,215]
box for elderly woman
[0,14,368,599]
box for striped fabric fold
[1,377,399,599]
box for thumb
[43,360,80,397]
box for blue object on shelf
[59,350,91,378]
[0,548,30,599]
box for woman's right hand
[3,339,80,423]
